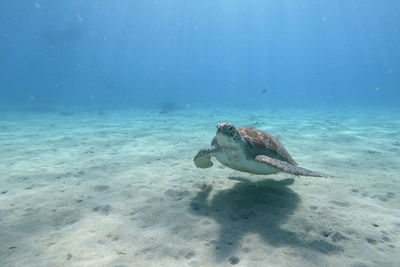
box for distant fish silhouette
[261,89,267,94]
[159,102,179,114]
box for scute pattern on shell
[237,127,298,165]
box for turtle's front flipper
[255,155,333,178]
[194,147,217,168]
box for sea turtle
[194,122,332,178]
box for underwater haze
[0,0,399,108]
[1,1,400,267]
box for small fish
[261,89,267,94]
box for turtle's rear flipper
[194,148,214,168]
[255,155,333,178]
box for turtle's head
[216,122,242,145]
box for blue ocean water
[1,2,400,267]
[0,0,399,109]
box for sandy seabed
[0,106,399,267]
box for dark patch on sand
[93,204,112,215]
[94,185,110,192]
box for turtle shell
[237,127,297,165]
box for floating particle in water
[261,89,267,94]
[376,87,380,92]
[321,17,326,22]
[35,3,40,8]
